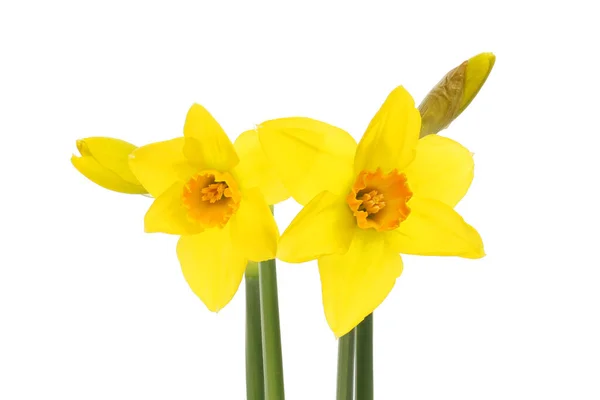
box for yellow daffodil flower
[419,52,495,137]
[258,86,485,337]
[71,137,147,194]
[128,104,286,311]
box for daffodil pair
[71,90,485,336]
[71,52,493,338]
[71,51,494,400]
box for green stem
[245,263,265,400]
[259,257,285,400]
[336,329,356,400]
[355,314,373,400]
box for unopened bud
[71,137,148,194]
[419,52,495,137]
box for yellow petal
[183,104,239,171]
[277,191,356,263]
[233,129,289,205]
[229,188,279,262]
[177,224,247,312]
[144,182,204,235]
[77,137,141,185]
[129,138,196,197]
[319,229,403,337]
[71,154,147,194]
[460,52,496,113]
[354,86,421,174]
[403,135,474,207]
[388,196,485,258]
[258,117,356,205]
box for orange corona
[347,168,412,231]
[182,170,241,228]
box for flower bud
[71,137,147,194]
[419,52,495,137]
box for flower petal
[277,191,355,263]
[388,196,485,258]
[183,104,239,171]
[233,129,289,205]
[144,182,204,235]
[129,138,196,198]
[258,117,356,205]
[354,86,421,174]
[177,224,247,312]
[71,154,146,194]
[230,188,279,262]
[319,229,403,337]
[403,135,474,207]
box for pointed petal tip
[330,314,366,338]
[185,103,208,122]
[461,232,486,259]
[206,302,221,313]
[467,246,486,259]
[75,138,95,157]
[142,221,157,234]
[389,85,416,105]
[75,139,85,155]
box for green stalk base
[356,313,373,400]
[259,258,285,400]
[245,264,265,400]
[336,329,356,400]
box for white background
[1,1,599,399]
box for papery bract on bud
[419,52,495,137]
[71,137,147,194]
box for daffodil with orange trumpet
[128,104,286,312]
[259,86,485,337]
